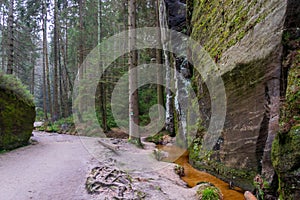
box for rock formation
[186,0,300,198]
[0,73,35,150]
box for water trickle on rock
[159,0,192,149]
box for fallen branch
[98,140,120,155]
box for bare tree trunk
[76,0,85,118]
[42,0,48,120]
[7,0,14,74]
[30,53,35,95]
[156,0,164,122]
[64,2,70,117]
[53,0,59,121]
[1,4,5,71]
[78,0,84,79]
[58,3,71,117]
[43,0,52,120]
[98,0,108,133]
[128,0,140,142]
[60,30,71,117]
[58,28,65,118]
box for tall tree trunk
[98,0,108,133]
[7,0,14,74]
[128,0,140,142]
[1,4,5,71]
[58,2,71,117]
[77,0,85,118]
[60,31,71,117]
[160,0,175,135]
[31,53,35,95]
[64,2,70,117]
[53,0,59,121]
[42,55,47,120]
[78,0,84,79]
[42,0,48,120]
[43,0,52,120]
[155,0,164,122]
[58,42,64,118]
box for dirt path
[0,131,197,200]
[0,131,101,200]
[2,131,238,200]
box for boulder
[0,73,35,150]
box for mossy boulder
[0,73,35,151]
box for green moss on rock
[280,50,300,130]
[0,73,35,151]
[272,49,300,200]
[189,144,256,190]
[191,0,270,59]
[272,125,300,200]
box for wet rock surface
[165,0,186,31]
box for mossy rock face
[189,0,293,193]
[0,73,35,151]
[272,125,300,199]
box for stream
[158,145,245,199]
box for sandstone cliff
[188,0,300,198]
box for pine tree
[128,0,141,144]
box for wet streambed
[157,145,244,199]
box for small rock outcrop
[0,73,35,150]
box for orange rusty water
[158,145,244,200]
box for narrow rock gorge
[179,0,300,199]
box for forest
[0,0,299,200]
[0,0,160,132]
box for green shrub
[202,188,220,200]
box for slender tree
[128,0,140,143]
[98,0,108,133]
[42,0,48,120]
[42,0,52,120]
[78,0,84,79]
[1,3,6,71]
[155,0,164,121]
[7,0,14,74]
[30,52,35,95]
[53,0,59,121]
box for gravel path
[0,131,101,200]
